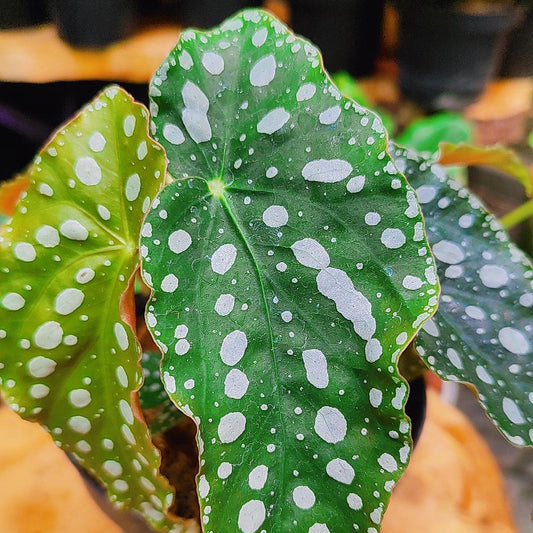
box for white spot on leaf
[257,107,290,134]
[314,406,347,443]
[238,500,266,533]
[326,458,355,485]
[302,159,353,183]
[168,230,192,255]
[291,238,330,270]
[218,412,246,443]
[220,330,247,366]
[211,243,237,275]
[250,54,276,87]
[302,349,329,389]
[54,288,84,315]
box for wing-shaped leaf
[392,145,533,447]
[141,350,183,434]
[0,86,189,531]
[142,10,439,532]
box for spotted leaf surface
[0,87,184,531]
[140,351,183,434]
[143,10,439,533]
[393,146,533,447]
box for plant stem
[500,199,533,229]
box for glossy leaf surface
[143,10,439,533]
[393,146,533,447]
[0,87,184,530]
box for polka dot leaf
[392,146,533,447]
[143,9,439,533]
[0,87,189,532]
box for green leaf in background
[143,9,439,533]
[397,113,472,155]
[0,87,189,531]
[392,146,533,447]
[0,213,7,226]
[140,351,183,435]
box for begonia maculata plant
[0,9,531,533]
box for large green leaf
[392,146,533,447]
[142,9,439,533]
[0,87,189,531]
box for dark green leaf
[392,145,533,447]
[143,9,440,533]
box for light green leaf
[140,350,183,434]
[142,9,439,533]
[392,146,533,447]
[0,86,188,531]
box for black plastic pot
[397,4,521,111]
[48,0,138,48]
[0,0,49,29]
[289,0,385,77]
[406,376,426,445]
[500,7,532,77]
[178,0,262,29]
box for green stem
[500,198,533,229]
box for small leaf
[397,113,472,155]
[140,351,183,434]
[0,86,188,531]
[143,9,439,533]
[438,142,533,197]
[392,145,533,447]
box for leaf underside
[0,87,188,531]
[393,146,533,447]
[142,9,439,533]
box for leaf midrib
[218,191,289,524]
